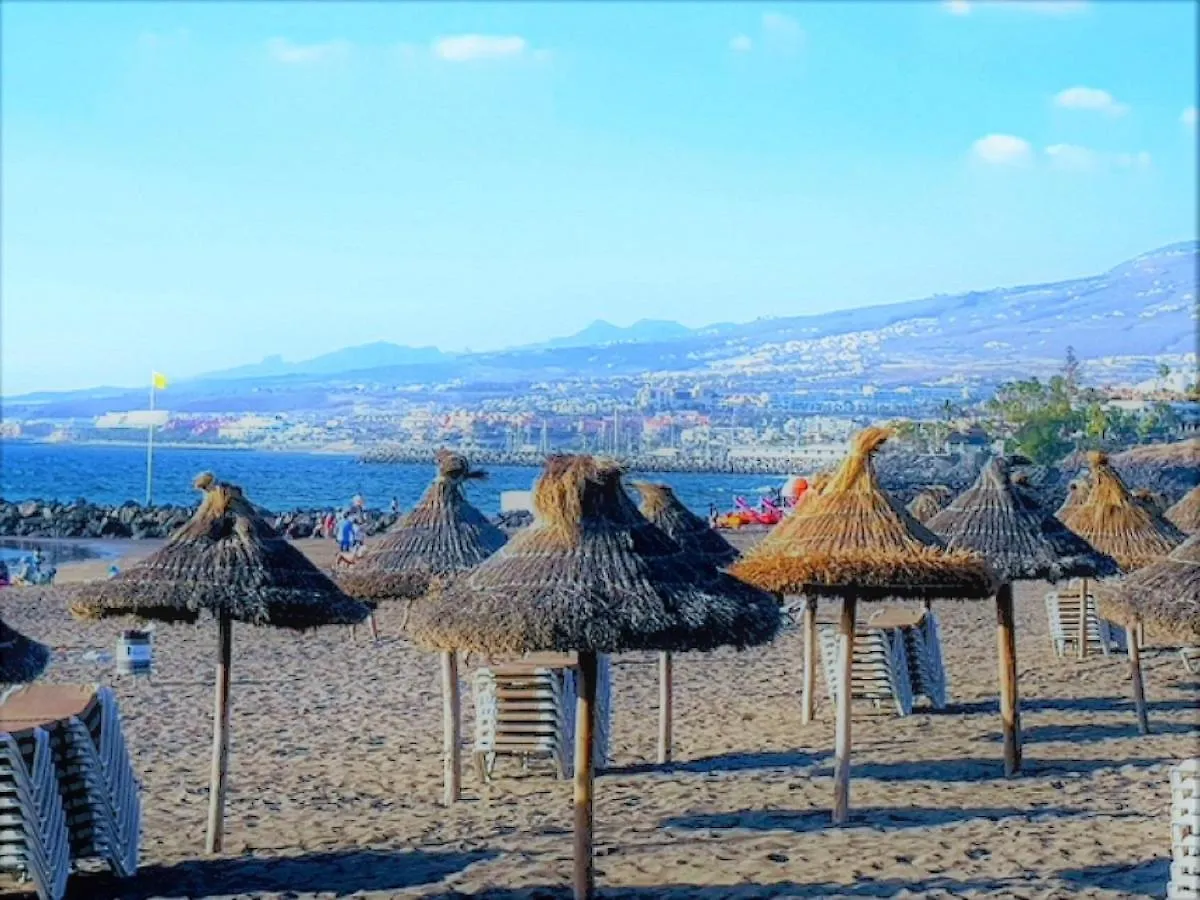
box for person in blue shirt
[338,514,356,553]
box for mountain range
[6,240,1196,416]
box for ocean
[0,442,784,517]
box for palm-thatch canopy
[731,428,996,600]
[633,481,737,567]
[906,485,954,524]
[1010,473,1119,577]
[1166,485,1200,535]
[335,450,507,601]
[1055,476,1090,519]
[1132,488,1171,518]
[70,473,369,629]
[408,455,781,655]
[1060,452,1183,572]
[927,457,1116,582]
[0,615,49,683]
[1100,534,1200,645]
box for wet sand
[0,537,1196,899]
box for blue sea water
[0,442,782,517]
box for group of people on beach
[0,549,56,589]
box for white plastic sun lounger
[1180,648,1200,674]
[1045,589,1126,657]
[867,608,949,710]
[818,621,915,717]
[0,728,70,900]
[473,653,611,781]
[1170,759,1200,899]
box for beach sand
[1,537,1196,899]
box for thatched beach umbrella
[71,473,369,854]
[732,428,996,821]
[907,485,954,524]
[929,457,1118,669]
[1167,485,1200,535]
[1100,534,1200,733]
[1056,475,1090,519]
[336,450,506,805]
[634,481,739,763]
[410,455,781,900]
[0,615,50,684]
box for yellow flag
[152,372,168,390]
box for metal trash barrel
[116,629,153,678]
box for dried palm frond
[1100,534,1200,645]
[0,615,50,683]
[634,481,737,566]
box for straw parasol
[634,480,738,763]
[906,485,955,524]
[1166,485,1200,534]
[71,472,368,853]
[1099,534,1200,733]
[409,454,780,900]
[1060,452,1183,572]
[0,615,50,684]
[336,450,506,805]
[1010,473,1120,577]
[1056,476,1090,519]
[928,456,1118,584]
[335,450,506,603]
[732,427,1000,821]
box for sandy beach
[1,537,1196,899]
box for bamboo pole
[801,597,818,725]
[1077,577,1089,659]
[573,651,598,900]
[657,651,673,764]
[441,651,462,806]
[832,595,857,825]
[1127,623,1149,735]
[205,611,233,854]
[996,584,1021,776]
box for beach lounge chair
[868,607,949,710]
[0,728,70,900]
[1181,648,1200,674]
[818,618,915,717]
[1170,758,1200,899]
[1045,588,1126,657]
[0,685,140,880]
[473,653,611,781]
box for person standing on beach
[338,513,355,553]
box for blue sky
[2,0,1196,395]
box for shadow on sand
[949,696,1198,715]
[68,848,496,899]
[605,749,829,777]
[804,756,1163,783]
[661,804,1089,834]
[978,720,1198,744]
[1056,859,1170,897]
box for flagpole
[146,375,156,506]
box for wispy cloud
[1046,144,1152,172]
[730,12,803,55]
[1183,106,1198,129]
[944,0,1088,15]
[971,134,1033,166]
[432,34,530,62]
[266,38,350,65]
[1053,86,1129,116]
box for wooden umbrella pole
[996,584,1021,777]
[1126,622,1149,735]
[1077,577,1089,659]
[657,651,673,765]
[368,612,379,642]
[573,651,598,900]
[205,611,233,854]
[832,595,857,825]
[801,596,817,725]
[441,650,462,806]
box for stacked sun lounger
[1170,759,1200,899]
[0,728,70,900]
[1181,648,1200,674]
[871,608,949,710]
[818,618,915,717]
[1045,588,1126,657]
[473,653,611,781]
[0,684,140,895]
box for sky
[2,0,1196,395]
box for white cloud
[945,0,1088,14]
[761,11,804,50]
[730,34,753,52]
[944,0,971,13]
[1053,86,1129,116]
[971,134,1033,165]
[1183,106,1198,129]
[266,38,350,64]
[1046,144,1152,172]
[432,34,529,62]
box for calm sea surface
[0,442,783,517]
